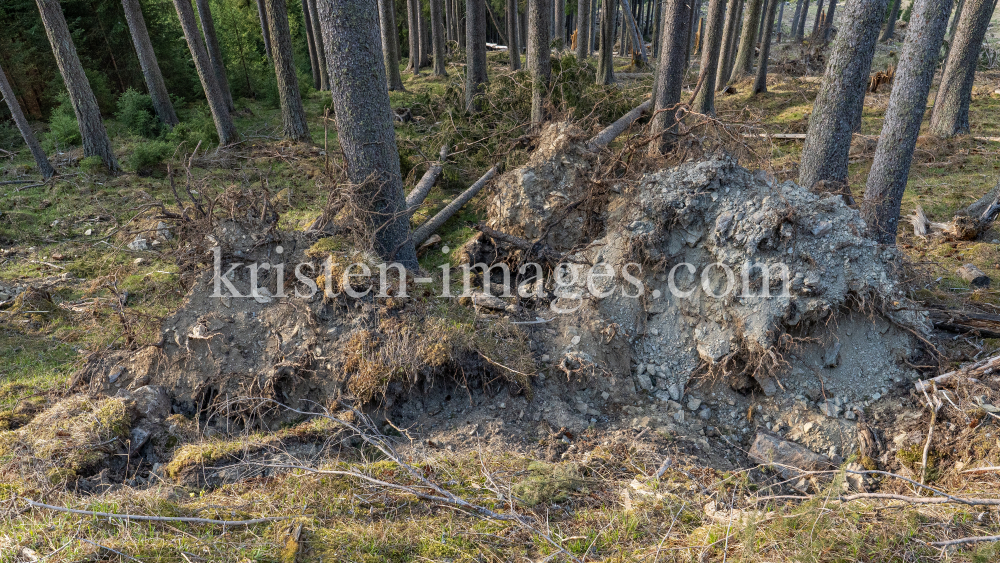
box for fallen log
[914,352,1000,392]
[587,100,652,151]
[411,165,499,246]
[406,145,449,215]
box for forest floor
[3,40,1000,561]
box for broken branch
[23,499,292,526]
[405,145,448,215]
[472,222,564,265]
[587,100,652,151]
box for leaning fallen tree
[910,179,1000,240]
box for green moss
[511,461,588,506]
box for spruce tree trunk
[508,0,522,68]
[652,0,663,56]
[577,0,593,59]
[693,0,727,113]
[121,0,179,127]
[431,0,448,75]
[597,0,619,83]
[929,0,993,136]
[800,0,888,189]
[195,0,235,112]
[731,0,764,78]
[265,0,309,141]
[460,0,468,49]
[315,0,418,270]
[308,0,330,90]
[466,0,488,111]
[446,0,455,41]
[0,62,55,179]
[862,0,953,244]
[823,0,837,39]
[379,0,407,89]
[758,0,768,38]
[555,0,566,46]
[255,0,273,58]
[172,0,239,144]
[796,0,810,37]
[881,0,901,39]
[528,0,551,127]
[776,1,784,39]
[35,0,119,172]
[419,2,430,67]
[716,0,741,88]
[811,0,824,34]
[650,0,691,152]
[301,0,321,89]
[752,0,779,92]
[407,0,420,72]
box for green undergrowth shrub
[116,88,165,139]
[46,93,81,150]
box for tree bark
[862,0,953,244]
[716,0,741,88]
[577,0,593,59]
[776,0,784,39]
[308,0,330,90]
[650,0,690,152]
[173,0,239,144]
[823,0,838,39]
[752,0,779,92]
[791,0,803,38]
[407,0,420,73]
[693,0,727,113]
[0,62,55,178]
[508,0,522,68]
[265,0,310,141]
[195,0,235,112]
[881,0,902,39]
[379,0,407,89]
[301,0,321,89]
[597,0,619,84]
[419,1,430,67]
[731,0,764,78]
[431,0,448,75]
[652,0,663,56]
[796,0,810,38]
[121,0,179,127]
[811,0,824,34]
[466,0,488,111]
[930,0,993,136]
[528,0,552,127]
[255,0,273,58]
[800,0,887,189]
[35,0,119,172]
[555,0,566,46]
[316,0,418,269]
[446,0,455,42]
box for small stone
[499,402,506,409]
[108,365,125,383]
[698,407,712,420]
[871,392,881,401]
[636,363,646,375]
[668,383,681,402]
[687,397,702,411]
[156,221,172,240]
[128,236,148,251]
[84,228,93,236]
[601,391,610,400]
[672,410,685,423]
[571,335,581,345]
[823,341,842,368]
[541,354,550,362]
[819,400,840,418]
[133,258,144,265]
[636,373,653,392]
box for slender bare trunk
[650,0,691,152]
[265,0,309,141]
[172,0,239,144]
[731,0,763,78]
[301,0,321,89]
[528,0,551,127]
[752,0,779,92]
[694,0,727,113]
[195,0,235,111]
[929,0,994,136]
[862,0,953,244]
[256,0,273,58]
[379,0,407,89]
[466,0,488,111]
[881,0,901,39]
[35,0,119,172]
[431,0,448,75]
[716,0,741,88]
[508,0,522,68]
[576,0,593,59]
[597,0,619,84]
[407,0,420,73]
[0,62,55,178]
[122,0,179,127]
[307,0,330,90]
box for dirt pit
[73,122,934,485]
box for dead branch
[405,145,449,215]
[411,165,499,246]
[472,222,564,265]
[915,353,1000,392]
[929,535,1000,547]
[587,100,652,151]
[837,492,1000,506]
[22,499,292,526]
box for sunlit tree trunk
[172,0,238,144]
[122,0,179,127]
[731,0,763,78]
[0,62,55,178]
[650,0,691,152]
[576,0,593,60]
[800,0,887,189]
[35,0,119,172]
[796,0,809,38]
[307,0,330,90]
[195,0,235,112]
[862,0,953,244]
[929,0,994,136]
[316,0,418,270]
[466,0,488,111]
[752,0,779,92]
[716,0,741,88]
